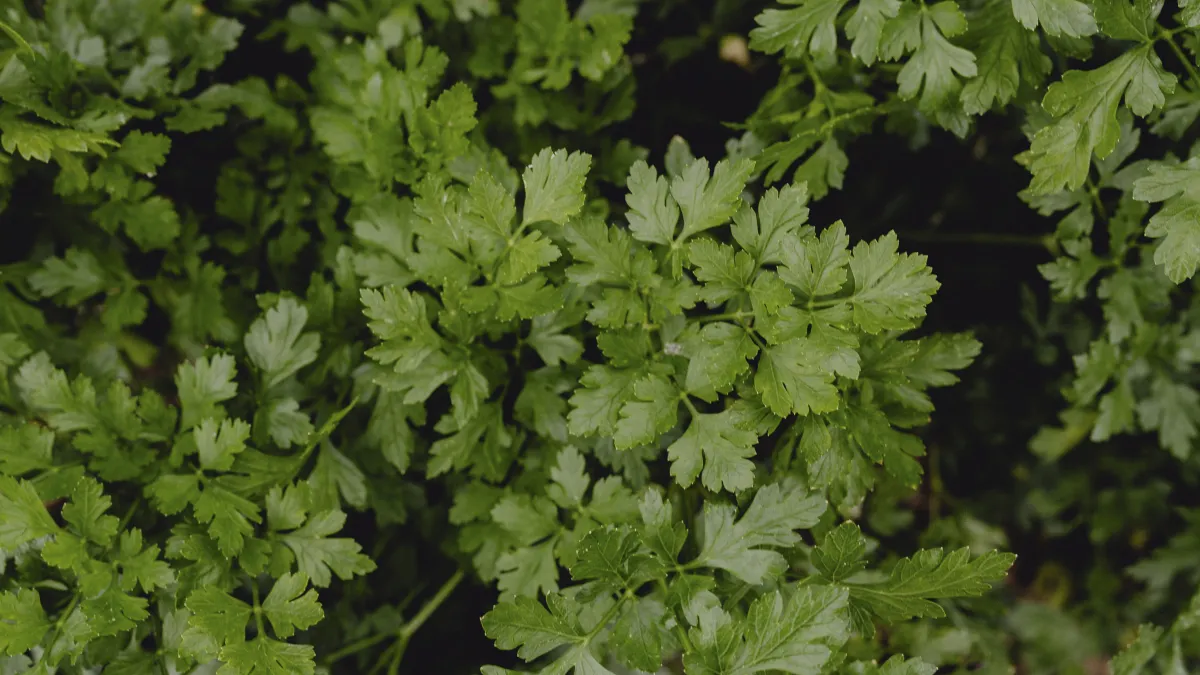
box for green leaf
[492,495,560,545]
[1137,376,1200,459]
[683,322,760,401]
[522,148,592,226]
[894,5,977,114]
[195,418,251,472]
[1109,624,1162,675]
[0,424,55,476]
[0,589,49,656]
[27,248,111,305]
[218,637,316,675]
[362,287,455,403]
[671,157,756,243]
[1132,159,1200,282]
[469,170,518,238]
[278,510,376,588]
[0,476,60,549]
[62,477,119,546]
[1024,49,1176,194]
[688,239,756,303]
[750,0,851,60]
[1011,0,1098,37]
[848,232,940,333]
[848,548,1016,623]
[692,481,827,583]
[263,399,314,449]
[548,446,591,507]
[755,338,845,418]
[495,540,560,600]
[1093,0,1161,40]
[614,375,679,450]
[481,593,587,661]
[499,231,561,284]
[812,522,869,583]
[684,585,850,675]
[872,656,940,675]
[960,4,1052,114]
[730,182,811,265]
[569,525,657,590]
[116,529,175,593]
[778,221,850,298]
[176,354,238,430]
[193,484,262,556]
[846,0,901,65]
[639,489,688,564]
[146,474,202,517]
[668,410,758,493]
[626,161,680,245]
[310,444,368,510]
[568,365,639,437]
[114,131,171,173]
[366,391,415,473]
[244,297,321,389]
[567,215,653,285]
[15,353,100,433]
[261,573,324,639]
[611,595,667,672]
[184,586,252,648]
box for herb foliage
[3,0,1200,673]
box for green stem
[0,19,34,56]
[928,442,943,522]
[586,591,631,640]
[656,579,694,653]
[45,592,81,654]
[117,497,142,531]
[745,327,766,350]
[1086,179,1109,221]
[399,569,464,641]
[350,569,465,672]
[323,632,392,665]
[679,394,701,418]
[898,231,1056,249]
[1160,31,1200,89]
[696,310,752,324]
[387,636,407,675]
[810,295,851,309]
[251,581,266,637]
[367,642,396,675]
[802,59,827,97]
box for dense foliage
[3,0,1200,673]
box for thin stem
[367,642,396,675]
[347,569,465,672]
[898,231,1056,249]
[1086,179,1109,221]
[250,581,266,637]
[586,591,632,639]
[928,442,943,522]
[656,579,694,653]
[802,59,827,97]
[46,592,81,653]
[679,394,701,418]
[696,310,752,324]
[744,327,766,350]
[399,569,464,640]
[117,497,142,531]
[1161,31,1200,89]
[323,632,391,665]
[810,295,852,309]
[387,637,407,675]
[0,19,34,56]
